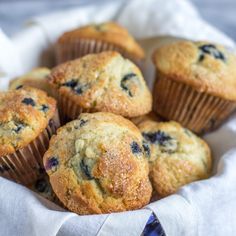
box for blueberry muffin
[130,111,163,127]
[9,67,51,95]
[138,120,212,197]
[152,41,236,134]
[0,86,60,185]
[43,112,152,214]
[55,21,144,66]
[48,51,152,122]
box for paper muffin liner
[0,111,60,186]
[55,38,143,69]
[153,72,236,134]
[49,85,94,123]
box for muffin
[0,86,60,185]
[9,67,51,95]
[48,51,152,122]
[43,112,152,214]
[55,21,144,66]
[152,41,236,134]
[130,111,163,127]
[138,120,212,197]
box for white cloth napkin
[1,0,236,235]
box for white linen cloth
[0,0,236,235]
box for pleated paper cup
[153,72,236,134]
[0,111,60,186]
[49,85,95,123]
[55,39,143,68]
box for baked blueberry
[142,131,171,145]
[120,73,138,97]
[142,131,177,153]
[131,141,142,154]
[15,85,23,90]
[13,123,24,133]
[80,159,93,180]
[199,44,225,61]
[22,97,36,106]
[46,157,59,170]
[142,140,150,157]
[74,86,83,94]
[40,104,49,113]
[35,178,48,192]
[80,119,87,127]
[62,80,88,95]
[198,54,205,62]
[62,79,77,89]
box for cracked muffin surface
[138,120,212,197]
[152,40,236,100]
[43,112,152,214]
[48,51,152,119]
[0,86,57,156]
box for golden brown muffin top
[152,41,236,100]
[9,68,52,96]
[138,120,212,197]
[57,21,145,59]
[48,51,152,117]
[0,87,57,156]
[9,67,50,90]
[130,111,163,127]
[43,112,152,214]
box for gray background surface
[0,0,236,40]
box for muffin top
[138,120,212,196]
[0,87,57,156]
[130,111,162,127]
[43,112,152,214]
[9,68,52,96]
[9,67,50,90]
[57,21,145,59]
[152,40,236,100]
[139,120,211,164]
[48,51,152,117]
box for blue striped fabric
[142,213,166,236]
